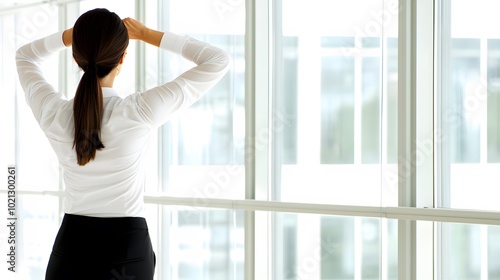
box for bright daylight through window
[0,0,500,280]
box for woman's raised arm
[123,17,163,47]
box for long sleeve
[133,32,232,128]
[16,30,231,129]
[16,32,67,124]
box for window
[145,204,244,280]
[269,1,399,278]
[271,213,398,280]
[2,1,500,280]
[437,0,500,211]
[437,0,500,278]
[272,0,399,207]
[144,2,246,278]
[154,0,246,199]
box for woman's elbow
[15,45,29,65]
[217,51,232,73]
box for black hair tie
[86,62,98,73]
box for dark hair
[72,8,129,166]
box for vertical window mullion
[396,1,439,278]
[244,0,255,276]
[434,0,450,278]
[58,2,71,224]
[398,0,417,279]
[415,0,435,279]
[245,0,269,278]
[156,0,168,278]
[135,0,146,92]
[270,0,283,279]
[248,0,272,277]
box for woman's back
[46,88,153,217]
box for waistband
[61,213,148,231]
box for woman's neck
[99,69,117,88]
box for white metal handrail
[3,190,499,225]
[144,195,500,225]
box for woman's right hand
[123,17,164,47]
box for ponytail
[72,63,105,166]
[71,8,129,166]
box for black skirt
[45,213,156,280]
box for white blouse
[16,31,231,217]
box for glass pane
[321,56,355,164]
[437,0,500,210]
[440,222,500,279]
[0,10,17,168]
[152,0,245,198]
[437,1,500,277]
[0,195,60,280]
[271,213,398,280]
[2,4,60,191]
[362,56,381,164]
[144,205,244,280]
[488,226,500,278]
[272,0,398,206]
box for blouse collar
[102,87,119,98]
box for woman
[16,8,230,279]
